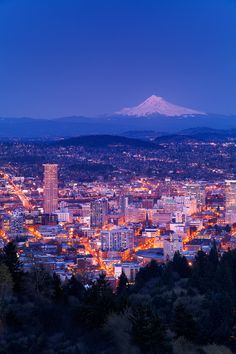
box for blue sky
[0,0,235,117]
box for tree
[172,251,191,278]
[116,271,128,296]
[129,303,170,353]
[2,241,22,291]
[173,303,196,341]
[208,240,219,267]
[64,274,85,299]
[96,272,111,293]
[191,250,208,292]
[197,292,233,345]
[105,312,136,354]
[27,264,54,298]
[52,273,64,303]
[135,260,162,289]
[76,273,115,328]
[0,263,13,327]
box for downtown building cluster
[0,164,236,286]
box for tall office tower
[101,227,134,251]
[43,164,58,214]
[185,183,206,210]
[120,195,129,214]
[91,198,108,228]
[225,180,236,224]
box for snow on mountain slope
[116,95,206,117]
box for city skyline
[1,1,236,352]
[0,139,236,352]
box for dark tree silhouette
[173,303,196,341]
[171,251,191,278]
[2,241,22,291]
[64,274,85,299]
[130,303,170,353]
[116,271,128,295]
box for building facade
[101,227,134,251]
[91,198,108,228]
[225,180,236,224]
[43,164,58,214]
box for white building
[114,262,140,282]
[163,234,183,260]
[101,227,134,251]
[55,207,73,223]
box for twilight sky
[0,0,235,118]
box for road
[0,171,33,210]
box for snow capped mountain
[116,95,206,117]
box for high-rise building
[43,164,58,214]
[225,180,236,224]
[185,183,206,210]
[120,195,129,214]
[91,198,108,228]
[101,227,134,251]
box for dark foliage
[1,244,236,353]
[116,271,129,296]
[129,303,170,353]
[0,241,23,291]
[172,303,196,341]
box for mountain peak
[147,94,163,100]
[145,95,164,103]
[116,95,206,117]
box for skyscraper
[225,180,236,224]
[185,183,206,210]
[91,198,108,228]
[43,164,58,214]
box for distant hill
[121,130,167,141]
[154,127,236,143]
[56,135,159,148]
[177,127,236,141]
[179,127,223,135]
[0,115,236,139]
[154,134,201,144]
